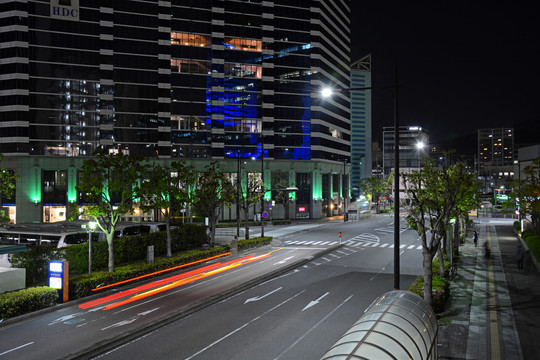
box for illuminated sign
[49,277,62,289]
[48,261,69,302]
[49,262,63,273]
[298,207,306,212]
[50,0,79,21]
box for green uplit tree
[272,170,293,220]
[238,171,263,239]
[138,161,197,257]
[509,158,540,234]
[74,148,142,272]
[403,159,478,306]
[193,162,235,245]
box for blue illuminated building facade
[0,0,350,223]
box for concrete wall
[0,268,26,294]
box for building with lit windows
[349,54,372,197]
[477,128,515,193]
[382,126,429,177]
[0,0,351,223]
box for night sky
[350,2,540,154]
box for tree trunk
[423,249,434,306]
[437,243,445,277]
[107,233,115,272]
[243,207,250,239]
[165,215,172,258]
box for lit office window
[171,32,210,47]
[171,59,211,74]
[224,63,262,78]
[223,38,262,51]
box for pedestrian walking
[473,231,478,247]
[524,249,532,271]
[516,245,525,270]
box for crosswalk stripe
[417,245,422,250]
[408,245,415,249]
[380,243,389,247]
[400,245,406,249]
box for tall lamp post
[322,70,401,290]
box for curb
[63,244,343,359]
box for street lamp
[83,221,97,274]
[322,70,401,290]
[416,141,425,168]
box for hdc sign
[50,0,79,21]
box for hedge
[0,287,59,320]
[238,237,272,250]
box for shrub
[521,229,536,240]
[513,221,521,231]
[524,235,540,263]
[238,237,272,250]
[10,246,64,287]
[271,220,292,226]
[432,253,450,277]
[0,287,58,320]
[408,275,449,313]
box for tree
[74,148,142,272]
[238,171,263,239]
[0,155,18,224]
[510,158,540,234]
[403,159,478,306]
[272,170,293,220]
[193,162,235,245]
[138,161,197,257]
[358,175,393,213]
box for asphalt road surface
[0,214,423,359]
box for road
[0,214,423,359]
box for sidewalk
[438,218,540,359]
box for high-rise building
[350,54,372,197]
[382,126,429,176]
[0,0,351,223]
[477,128,515,193]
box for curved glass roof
[320,290,438,360]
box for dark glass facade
[1,0,351,223]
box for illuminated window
[224,63,262,78]
[171,115,208,131]
[223,38,262,52]
[171,32,210,47]
[171,59,210,74]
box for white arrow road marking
[244,287,282,304]
[101,308,159,331]
[274,256,294,265]
[48,312,84,325]
[302,292,329,311]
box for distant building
[477,128,515,193]
[350,54,372,197]
[383,126,429,176]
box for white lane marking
[399,245,406,249]
[417,245,423,250]
[0,342,34,356]
[408,245,416,249]
[185,290,306,360]
[274,295,354,360]
[302,292,330,311]
[244,287,282,304]
[380,243,389,248]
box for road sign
[262,211,269,219]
